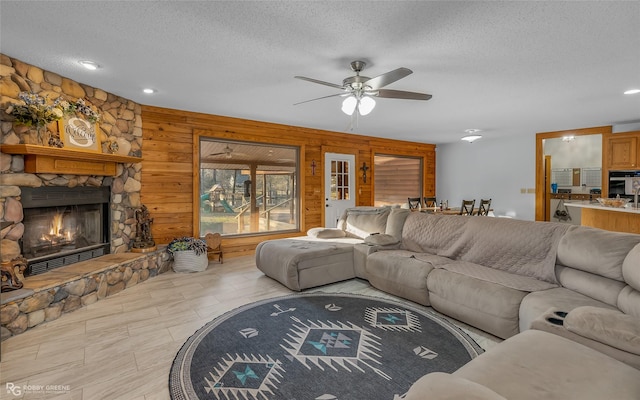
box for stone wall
[0,53,143,261]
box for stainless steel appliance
[608,170,640,199]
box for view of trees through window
[374,154,423,206]
[199,139,299,236]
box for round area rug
[169,293,483,400]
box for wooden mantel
[1,144,142,176]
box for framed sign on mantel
[58,115,101,152]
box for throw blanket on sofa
[443,217,570,284]
[402,214,570,284]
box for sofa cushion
[427,268,527,339]
[622,243,640,291]
[385,207,410,240]
[404,372,507,400]
[434,261,557,292]
[455,330,640,400]
[556,265,627,307]
[564,306,640,356]
[366,251,434,306]
[618,286,640,318]
[337,206,390,239]
[557,226,640,281]
[306,227,346,239]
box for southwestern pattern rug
[169,293,483,400]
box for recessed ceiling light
[78,60,99,70]
[143,88,156,94]
[624,89,640,95]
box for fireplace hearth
[20,186,110,276]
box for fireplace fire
[20,186,110,276]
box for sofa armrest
[404,372,507,400]
[364,233,399,246]
[564,306,640,356]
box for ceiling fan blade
[373,89,432,101]
[294,76,345,90]
[364,67,413,90]
[294,92,349,105]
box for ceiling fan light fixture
[461,135,482,143]
[342,96,357,115]
[358,96,376,115]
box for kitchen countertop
[564,201,640,214]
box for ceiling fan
[207,145,234,159]
[294,60,432,117]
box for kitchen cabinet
[566,203,640,234]
[607,132,640,170]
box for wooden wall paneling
[142,117,194,244]
[357,149,373,206]
[192,133,201,244]
[424,149,436,196]
[297,144,307,232]
[141,105,436,258]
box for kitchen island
[564,201,640,234]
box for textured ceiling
[1,1,639,144]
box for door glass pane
[329,160,352,201]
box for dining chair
[407,197,422,209]
[477,198,492,216]
[459,199,476,215]
[423,197,438,208]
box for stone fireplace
[20,186,111,276]
[1,54,171,340]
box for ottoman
[255,238,356,291]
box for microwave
[609,171,640,198]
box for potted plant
[166,236,209,272]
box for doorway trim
[321,146,358,227]
[535,126,610,221]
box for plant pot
[172,250,208,273]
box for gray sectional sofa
[255,206,640,398]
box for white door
[324,153,356,227]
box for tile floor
[0,255,500,399]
